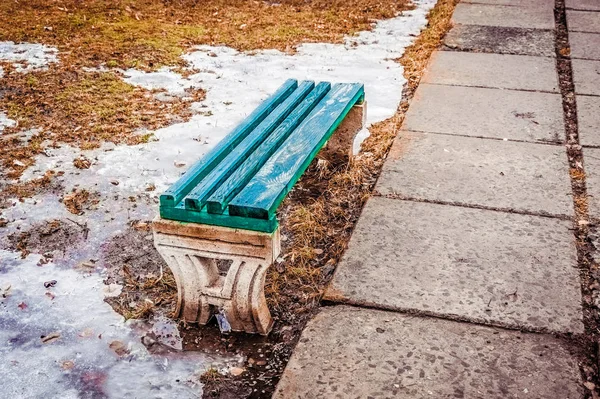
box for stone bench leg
[320,101,367,163]
[152,217,280,335]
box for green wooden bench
[153,79,365,334]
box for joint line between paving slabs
[372,193,574,221]
[424,81,560,95]
[566,9,600,13]
[554,0,600,391]
[320,298,560,335]
[404,129,565,146]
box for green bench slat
[183,81,316,212]
[159,78,298,209]
[205,82,332,215]
[160,202,279,232]
[228,83,365,220]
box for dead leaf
[44,280,57,288]
[17,302,27,310]
[61,360,75,370]
[109,340,129,356]
[79,328,94,338]
[584,381,596,391]
[41,331,61,344]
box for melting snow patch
[0,41,58,72]
[0,250,235,398]
[122,67,200,96]
[0,111,16,132]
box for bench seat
[159,79,365,233]
[153,79,365,335]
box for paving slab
[452,3,555,30]
[376,132,573,216]
[568,10,600,33]
[444,24,555,57]
[403,84,564,143]
[422,51,560,92]
[567,0,600,10]
[325,198,583,333]
[274,306,583,399]
[572,59,600,95]
[579,95,600,146]
[584,148,600,218]
[570,32,600,60]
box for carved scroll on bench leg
[222,261,273,335]
[320,101,367,163]
[153,248,218,324]
[153,218,280,335]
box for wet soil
[100,223,176,320]
[2,219,85,260]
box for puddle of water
[0,250,237,398]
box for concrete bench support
[153,217,280,335]
[321,101,367,163]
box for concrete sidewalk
[274,0,600,397]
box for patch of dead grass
[5,218,83,258]
[0,66,204,180]
[107,264,178,320]
[399,0,460,92]
[62,188,100,215]
[1,170,62,200]
[0,0,412,70]
[101,223,178,320]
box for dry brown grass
[1,170,60,198]
[107,263,178,320]
[0,0,412,70]
[62,188,101,215]
[265,0,460,313]
[399,0,460,92]
[571,168,586,180]
[0,66,204,180]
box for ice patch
[123,67,200,96]
[0,41,58,72]
[0,250,235,398]
[0,111,16,132]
